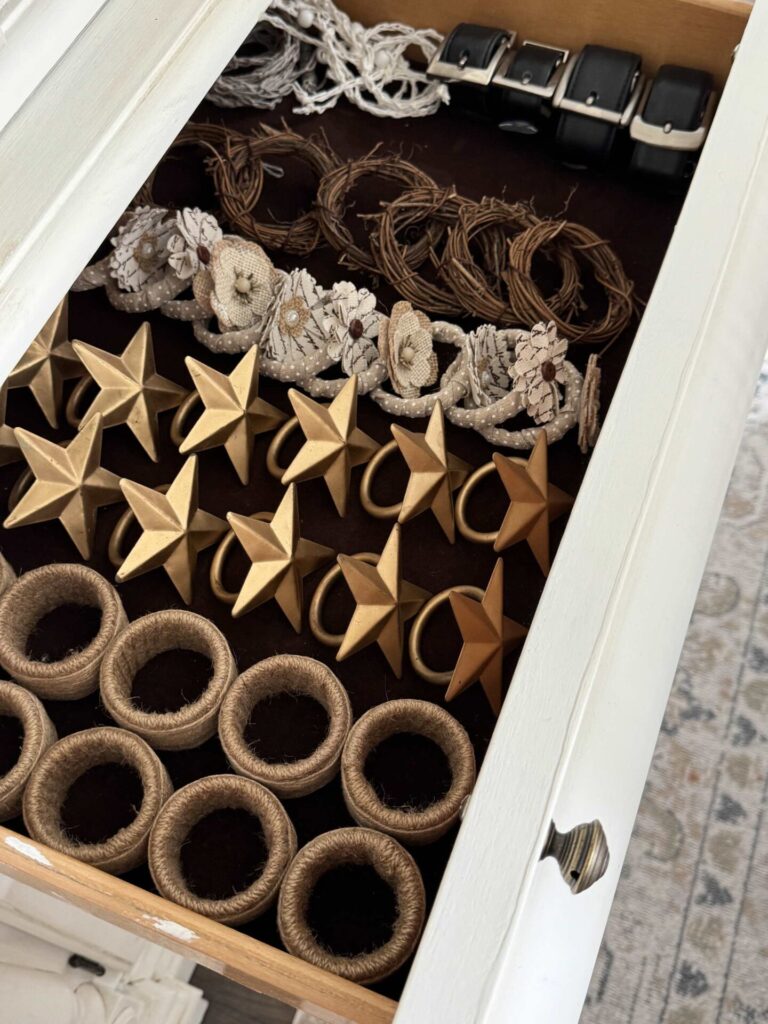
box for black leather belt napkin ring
[493,41,570,135]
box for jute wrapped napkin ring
[100,610,237,750]
[0,564,127,700]
[23,727,172,874]
[0,681,56,822]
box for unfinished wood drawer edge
[0,826,397,1024]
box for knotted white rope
[209,0,450,119]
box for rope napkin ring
[277,827,426,983]
[0,682,56,822]
[148,774,296,924]
[99,611,237,751]
[23,727,172,874]
[0,564,127,700]
[219,655,352,798]
[341,699,475,845]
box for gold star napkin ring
[108,483,171,567]
[168,391,202,447]
[209,511,274,604]
[408,585,485,685]
[64,374,95,428]
[358,440,403,520]
[265,416,301,480]
[6,439,72,513]
[455,460,517,545]
[308,553,380,647]
[341,699,476,845]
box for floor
[195,383,768,1024]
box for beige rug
[581,370,768,1024]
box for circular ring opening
[308,554,380,648]
[0,565,127,700]
[0,681,56,822]
[149,774,296,924]
[100,610,236,750]
[265,416,300,480]
[408,586,486,685]
[23,727,172,873]
[209,511,274,605]
[455,461,503,544]
[108,483,172,568]
[220,655,352,798]
[359,440,403,520]
[342,699,475,844]
[278,827,425,983]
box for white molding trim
[396,4,768,1022]
[0,0,268,379]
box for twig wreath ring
[149,775,296,924]
[100,610,237,750]
[408,586,486,684]
[277,827,426,983]
[308,553,380,647]
[341,699,476,844]
[359,440,402,519]
[23,727,172,873]
[0,564,127,700]
[0,681,57,822]
[210,511,274,604]
[219,655,352,798]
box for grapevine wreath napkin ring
[73,205,587,452]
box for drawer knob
[541,819,609,894]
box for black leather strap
[554,45,642,168]
[629,65,715,191]
[493,43,568,135]
[429,23,512,117]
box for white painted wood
[0,0,268,377]
[396,5,768,1023]
[0,0,109,133]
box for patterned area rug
[581,369,768,1024]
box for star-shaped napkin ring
[170,347,286,485]
[455,432,573,575]
[265,375,379,517]
[110,455,227,603]
[209,483,335,631]
[4,413,123,559]
[359,402,471,542]
[7,297,84,428]
[69,323,188,462]
[308,522,430,678]
[409,558,527,715]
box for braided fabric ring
[149,774,296,924]
[0,565,127,700]
[23,727,172,873]
[100,611,237,750]
[341,699,475,844]
[0,681,56,822]
[219,655,352,798]
[278,827,425,983]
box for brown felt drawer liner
[0,96,683,1000]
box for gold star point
[337,522,430,677]
[227,483,335,630]
[0,384,22,467]
[445,558,527,716]
[117,455,227,603]
[7,296,83,428]
[73,323,188,463]
[4,412,122,559]
[180,346,286,485]
[391,402,471,543]
[492,433,573,574]
[281,375,379,516]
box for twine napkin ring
[149,774,296,924]
[219,655,352,798]
[23,727,172,873]
[0,681,57,822]
[277,827,426,983]
[341,699,475,844]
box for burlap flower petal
[378,301,438,399]
[265,269,327,362]
[209,237,280,332]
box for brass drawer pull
[541,818,609,894]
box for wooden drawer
[0,1,765,1021]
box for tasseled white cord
[208,0,450,119]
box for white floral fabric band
[72,205,585,450]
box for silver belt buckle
[629,80,717,151]
[553,55,645,127]
[492,41,571,100]
[427,31,515,88]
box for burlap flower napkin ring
[73,204,584,450]
[0,564,127,700]
[148,774,296,924]
[23,727,172,874]
[0,681,57,822]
